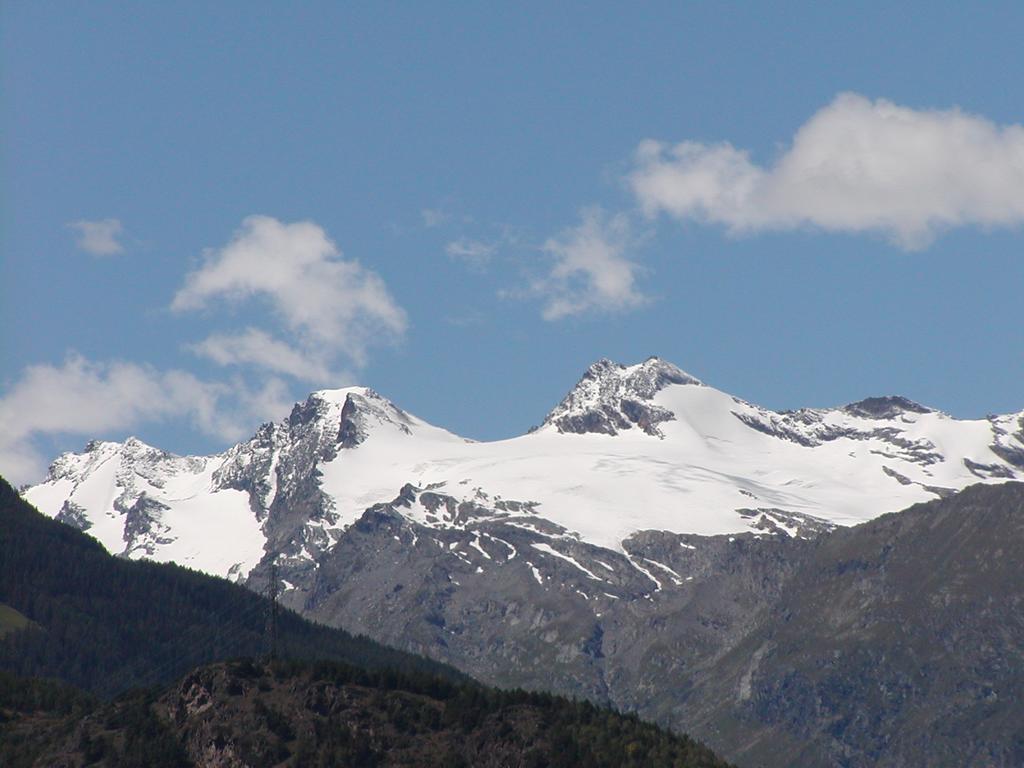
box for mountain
[5,473,1021,766]
[0,481,732,768]
[16,358,1024,766]
[1,659,733,768]
[22,357,1024,588]
[0,476,462,696]
[683,480,1024,767]
[296,482,1024,767]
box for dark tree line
[0,476,463,696]
[0,476,734,766]
[1,659,734,767]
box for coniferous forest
[0,477,733,767]
[0,476,462,695]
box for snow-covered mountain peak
[337,388,417,447]
[286,386,358,431]
[542,356,702,437]
[288,386,460,448]
[43,435,179,486]
[587,356,702,392]
[19,358,1024,585]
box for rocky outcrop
[119,492,173,558]
[55,499,90,531]
[733,405,947,467]
[843,395,933,419]
[543,357,701,436]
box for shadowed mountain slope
[687,481,1024,767]
[1,659,734,768]
[295,482,1024,767]
[0,476,464,697]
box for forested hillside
[1,659,734,767]
[0,476,462,696]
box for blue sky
[2,2,1023,483]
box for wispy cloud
[1,215,408,484]
[188,328,337,384]
[630,92,1024,249]
[421,207,450,228]
[533,208,647,320]
[445,238,496,270]
[68,218,125,256]
[172,215,407,373]
[0,354,291,485]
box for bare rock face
[295,482,1024,768]
[294,483,819,727]
[842,395,933,419]
[119,493,173,558]
[733,400,950,469]
[543,357,701,436]
[338,388,415,447]
[55,499,90,531]
[206,388,407,593]
[990,414,1024,470]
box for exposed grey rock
[735,406,947,467]
[219,388,423,595]
[118,492,173,558]
[292,482,1024,768]
[881,465,956,499]
[991,443,1024,470]
[843,395,933,419]
[964,457,1016,479]
[686,481,1024,767]
[734,508,837,538]
[55,500,91,531]
[543,357,701,437]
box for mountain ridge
[22,356,1024,585]
[8,355,1024,767]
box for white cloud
[2,215,405,486]
[236,376,295,431]
[421,208,450,228]
[188,328,337,384]
[68,218,125,256]
[630,92,1024,249]
[0,355,286,485]
[445,238,495,269]
[172,215,407,372]
[534,208,647,320]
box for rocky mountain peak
[543,357,702,437]
[46,437,163,485]
[584,357,701,393]
[22,358,1023,592]
[337,388,415,448]
[283,386,417,448]
[842,395,934,420]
